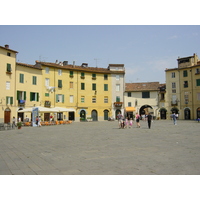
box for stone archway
[139,105,153,116]
[91,110,98,121]
[184,108,191,120]
[160,108,167,119]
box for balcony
[114,102,123,107]
[171,101,178,106]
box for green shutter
[70,71,73,76]
[197,79,200,86]
[24,91,26,100]
[7,63,11,72]
[104,84,108,91]
[17,91,20,100]
[62,95,64,103]
[56,94,58,103]
[20,74,24,83]
[10,97,13,105]
[37,93,39,102]
[92,84,96,90]
[58,80,62,88]
[33,76,37,85]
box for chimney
[73,61,75,67]
[5,44,9,49]
[63,61,68,66]
[81,63,88,67]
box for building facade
[124,82,163,119]
[0,45,18,123]
[165,53,200,120]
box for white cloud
[168,35,178,39]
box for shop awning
[125,107,136,112]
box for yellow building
[165,53,200,120]
[34,61,121,121]
[16,63,42,121]
[0,45,18,123]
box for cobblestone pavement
[0,120,200,175]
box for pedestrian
[147,112,152,129]
[129,118,133,128]
[36,116,39,126]
[172,112,177,125]
[125,117,129,128]
[12,116,16,128]
[135,113,140,128]
[117,112,123,129]
[38,116,42,127]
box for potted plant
[17,122,22,129]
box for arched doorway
[160,108,167,119]
[80,110,86,120]
[171,107,179,114]
[4,108,11,123]
[139,105,153,116]
[18,108,24,122]
[91,110,98,121]
[184,108,191,120]
[104,110,109,120]
[115,109,121,119]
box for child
[125,117,129,128]
[129,118,133,128]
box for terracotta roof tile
[125,82,161,92]
[17,62,42,70]
[36,61,125,74]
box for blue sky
[1,25,200,83]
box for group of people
[117,112,153,129]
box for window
[116,75,120,80]
[58,80,62,88]
[17,91,26,100]
[172,82,176,88]
[172,89,176,93]
[6,96,13,105]
[92,74,96,79]
[70,95,74,103]
[104,84,108,91]
[81,72,85,78]
[32,76,37,85]
[45,67,49,74]
[81,96,85,103]
[81,83,85,90]
[184,81,188,88]
[70,71,73,77]
[6,81,10,90]
[116,96,120,102]
[45,93,49,97]
[184,92,189,104]
[172,72,175,78]
[30,92,39,101]
[172,95,177,104]
[196,68,200,74]
[70,82,73,89]
[19,74,24,83]
[104,74,108,80]
[7,52,11,56]
[183,70,188,77]
[7,63,12,72]
[92,83,96,91]
[196,79,200,86]
[92,96,96,103]
[128,102,132,107]
[128,92,131,97]
[56,94,64,103]
[45,78,50,87]
[116,84,120,91]
[142,92,150,98]
[104,96,108,103]
[58,69,62,76]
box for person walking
[147,113,152,129]
[172,112,177,125]
[38,116,42,127]
[129,118,133,128]
[12,116,16,128]
[135,113,140,128]
[117,112,123,129]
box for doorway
[92,110,98,121]
[184,108,191,120]
[4,108,11,123]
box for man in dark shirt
[147,113,152,129]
